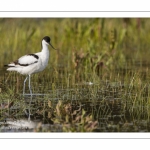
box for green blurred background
[1,18,150,71]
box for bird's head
[42,36,57,50]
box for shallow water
[1,61,150,132]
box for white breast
[35,50,50,73]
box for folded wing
[6,54,39,67]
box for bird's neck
[41,44,50,64]
[42,44,49,53]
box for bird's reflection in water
[24,95,33,121]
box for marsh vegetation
[1,18,150,132]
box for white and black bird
[4,36,57,96]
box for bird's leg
[28,96,33,121]
[28,75,33,96]
[23,76,28,96]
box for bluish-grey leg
[23,76,28,96]
[28,96,33,121]
[28,75,32,96]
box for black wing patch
[27,54,39,59]
[4,53,39,67]
[18,61,38,66]
[4,59,38,67]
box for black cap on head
[43,36,57,50]
[43,36,51,44]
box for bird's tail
[4,63,16,67]
[4,63,19,71]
